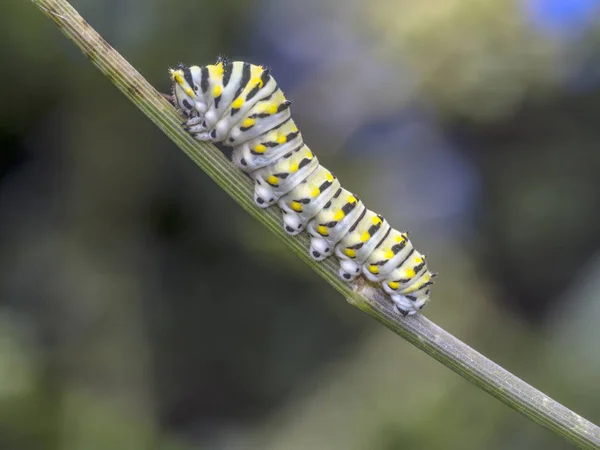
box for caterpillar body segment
[334,210,391,281]
[231,119,303,172]
[306,188,366,262]
[362,228,411,282]
[170,59,435,315]
[250,144,319,207]
[225,106,292,147]
[278,165,341,236]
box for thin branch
[31,0,600,448]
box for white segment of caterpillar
[169,57,435,315]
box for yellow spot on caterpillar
[170,69,195,97]
[384,249,394,260]
[306,151,313,159]
[250,65,263,79]
[232,98,244,109]
[388,281,400,290]
[213,85,222,97]
[395,235,405,243]
[268,104,278,114]
[403,279,425,294]
[405,268,416,278]
[333,210,344,221]
[170,69,183,84]
[254,144,266,154]
[372,216,382,225]
[289,163,299,172]
[360,231,370,242]
[368,265,379,274]
[348,196,357,204]
[317,225,329,236]
[345,248,356,258]
[250,77,264,89]
[326,172,334,182]
[267,175,279,186]
[277,135,287,144]
[291,201,303,212]
[310,187,320,197]
[242,118,255,128]
[207,65,224,83]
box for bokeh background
[2,0,600,448]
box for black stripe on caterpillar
[169,58,435,315]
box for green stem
[31,0,600,448]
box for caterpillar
[169,57,435,315]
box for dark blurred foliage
[1,0,600,449]
[451,89,600,322]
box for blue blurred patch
[524,0,599,34]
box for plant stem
[31,0,600,447]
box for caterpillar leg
[282,211,305,235]
[184,116,204,128]
[185,123,207,134]
[183,117,212,140]
[338,259,361,281]
[309,236,332,261]
[254,182,277,208]
[190,131,213,141]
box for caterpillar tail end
[391,293,427,316]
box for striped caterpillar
[169,57,435,315]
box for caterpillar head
[170,64,206,117]
[391,293,428,316]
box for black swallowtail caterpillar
[169,57,435,315]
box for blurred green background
[2,0,600,448]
